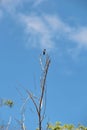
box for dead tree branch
[21,50,51,130]
[38,52,51,130]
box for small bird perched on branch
[43,49,46,55]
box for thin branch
[39,54,51,112]
[38,52,51,130]
[6,116,12,130]
[20,96,29,113]
[41,86,47,122]
[39,54,44,71]
[26,89,39,116]
[15,113,26,130]
[17,50,51,130]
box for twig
[6,116,12,130]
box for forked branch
[26,50,51,130]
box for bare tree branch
[38,51,51,130]
[17,50,51,130]
[26,89,39,116]
[6,116,12,130]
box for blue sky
[0,0,87,129]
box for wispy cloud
[19,13,87,51]
[69,27,87,47]
[0,0,22,13]
[44,15,71,33]
[1,0,87,52]
[18,14,74,50]
[33,0,46,7]
[0,0,45,14]
[19,14,56,50]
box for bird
[43,49,46,55]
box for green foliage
[47,122,87,130]
[4,99,14,108]
[0,98,14,108]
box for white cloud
[44,15,71,33]
[19,14,56,50]
[18,14,71,50]
[19,13,87,51]
[1,0,87,51]
[69,27,87,47]
[33,0,45,6]
[0,0,45,14]
[0,0,22,13]
[44,15,87,49]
